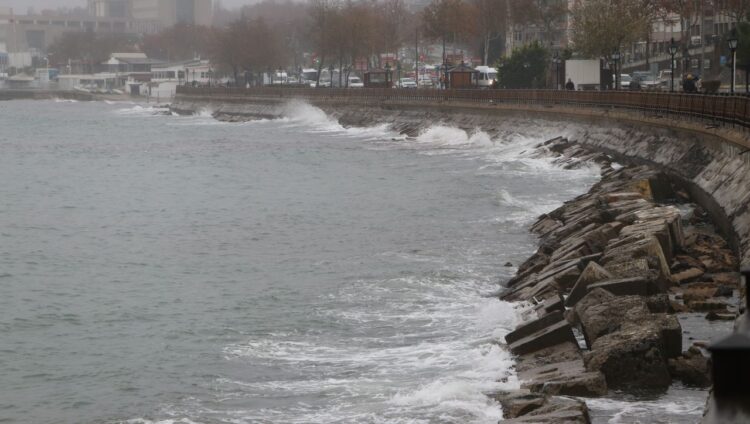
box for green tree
[495,41,548,88]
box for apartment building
[91,0,213,27]
[0,9,159,53]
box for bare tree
[570,0,652,60]
[711,0,750,24]
[471,0,508,65]
[421,0,474,64]
[142,24,213,62]
[308,0,339,86]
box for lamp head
[668,38,678,55]
[728,35,739,51]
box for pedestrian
[565,78,575,90]
[682,74,696,93]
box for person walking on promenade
[683,74,697,93]
[565,78,575,90]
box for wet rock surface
[498,137,742,423]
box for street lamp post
[668,38,678,92]
[443,61,449,90]
[611,51,621,90]
[523,62,530,88]
[728,32,739,94]
[552,53,560,89]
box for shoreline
[167,96,749,422]
[7,94,746,421]
[172,94,743,423]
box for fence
[176,86,750,130]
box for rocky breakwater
[491,137,741,423]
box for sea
[0,99,711,423]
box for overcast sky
[0,0,260,12]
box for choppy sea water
[0,99,704,424]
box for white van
[475,66,498,88]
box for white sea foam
[280,101,396,140]
[587,395,705,424]
[415,126,495,148]
[218,273,521,423]
[114,105,170,116]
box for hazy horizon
[0,0,264,13]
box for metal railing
[176,86,750,130]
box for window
[25,30,45,50]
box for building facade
[0,10,159,54]
[91,0,213,27]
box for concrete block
[509,320,578,355]
[565,262,613,307]
[588,277,656,297]
[506,311,565,345]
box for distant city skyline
[0,0,262,13]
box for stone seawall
[172,94,750,422]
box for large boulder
[565,262,613,307]
[601,235,672,287]
[667,346,711,387]
[520,359,607,397]
[583,321,673,389]
[574,289,682,357]
[508,320,578,355]
[490,390,592,423]
[491,391,592,424]
[573,288,651,347]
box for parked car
[632,71,660,90]
[613,73,632,89]
[475,66,498,88]
[656,70,681,90]
[417,75,434,87]
[347,76,364,88]
[397,77,417,88]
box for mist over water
[0,100,604,424]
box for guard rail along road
[176,86,750,132]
